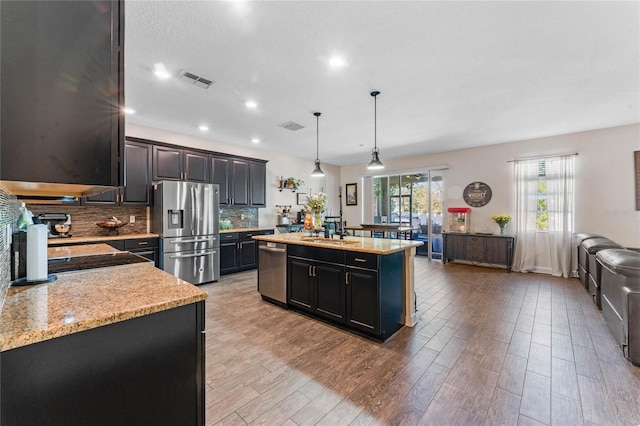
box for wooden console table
[442,233,515,272]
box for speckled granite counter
[47,233,159,246]
[220,227,275,233]
[251,232,423,254]
[47,243,120,258]
[0,246,207,352]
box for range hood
[0,180,119,204]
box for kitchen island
[252,233,422,339]
[0,244,207,425]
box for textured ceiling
[125,1,639,167]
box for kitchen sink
[300,237,359,245]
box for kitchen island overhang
[252,233,423,330]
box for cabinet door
[82,188,119,205]
[485,237,508,265]
[231,159,249,205]
[315,263,346,323]
[249,161,266,207]
[239,240,257,269]
[122,141,152,205]
[288,258,314,312]
[153,146,183,181]
[445,234,466,260]
[183,150,209,183]
[220,241,239,275]
[346,268,379,333]
[211,156,230,205]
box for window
[537,160,548,231]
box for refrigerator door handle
[168,236,217,244]
[190,184,197,236]
[170,250,217,259]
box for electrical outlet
[129,215,135,223]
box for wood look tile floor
[200,258,640,426]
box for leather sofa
[597,249,640,365]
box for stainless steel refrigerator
[152,181,220,285]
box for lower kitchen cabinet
[220,230,274,275]
[106,237,159,267]
[1,302,205,425]
[442,233,515,272]
[287,245,403,340]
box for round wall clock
[463,181,492,207]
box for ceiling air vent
[180,71,214,89]
[279,121,305,131]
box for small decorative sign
[463,181,492,207]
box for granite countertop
[220,227,275,233]
[252,233,423,255]
[0,244,207,352]
[47,233,159,245]
[48,243,120,259]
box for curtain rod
[507,152,578,163]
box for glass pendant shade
[311,159,325,176]
[367,147,384,170]
[311,112,325,177]
[367,91,384,170]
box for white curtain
[545,155,575,277]
[512,159,540,273]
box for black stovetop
[48,252,150,274]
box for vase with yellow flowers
[491,214,512,235]
[306,192,327,229]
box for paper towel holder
[12,274,57,287]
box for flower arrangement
[491,214,512,234]
[306,192,327,213]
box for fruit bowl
[96,221,128,229]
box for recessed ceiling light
[251,138,260,144]
[245,100,258,109]
[198,125,209,131]
[123,107,136,115]
[329,56,346,68]
[153,63,171,80]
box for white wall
[126,123,341,227]
[340,124,640,248]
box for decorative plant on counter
[491,214,512,235]
[306,192,327,228]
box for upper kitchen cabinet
[211,155,267,207]
[152,146,209,183]
[83,140,152,206]
[0,0,123,197]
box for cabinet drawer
[288,245,345,265]
[220,232,239,241]
[125,238,159,249]
[346,252,378,270]
[239,231,257,240]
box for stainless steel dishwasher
[257,241,287,307]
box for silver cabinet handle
[308,265,313,276]
[354,258,367,263]
[346,271,350,285]
[313,265,317,277]
[170,250,217,259]
[137,241,148,246]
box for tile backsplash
[0,189,18,308]
[28,205,148,237]
[220,207,258,229]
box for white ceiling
[125,1,639,167]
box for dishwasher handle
[258,246,286,253]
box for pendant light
[367,90,384,170]
[311,112,325,177]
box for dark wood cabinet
[287,245,404,340]
[442,233,515,272]
[1,302,205,425]
[153,146,208,183]
[101,237,159,268]
[211,156,267,207]
[0,0,123,192]
[211,157,230,206]
[84,141,152,206]
[220,230,274,275]
[249,161,267,207]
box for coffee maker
[38,213,72,237]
